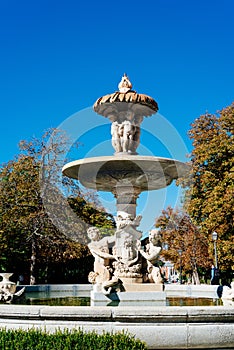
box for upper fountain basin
[62,155,189,193]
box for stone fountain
[0,76,232,349]
[62,74,189,305]
[0,273,25,303]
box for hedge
[0,328,147,349]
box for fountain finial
[118,73,132,93]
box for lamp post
[211,231,220,285]
[178,249,182,284]
[212,231,218,269]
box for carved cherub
[87,227,116,264]
[111,121,122,153]
[87,227,117,285]
[139,229,163,284]
[120,120,136,152]
[140,229,162,264]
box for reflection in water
[166,297,223,307]
[15,295,90,306]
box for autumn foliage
[156,207,210,283]
[181,103,234,273]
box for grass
[0,328,147,350]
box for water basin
[13,291,223,307]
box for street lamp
[212,231,218,269]
[178,249,182,284]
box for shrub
[0,328,147,349]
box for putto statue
[87,224,163,293]
[139,229,163,284]
[111,119,140,154]
[87,227,122,295]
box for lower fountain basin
[1,284,233,349]
[0,301,233,349]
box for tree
[0,153,87,283]
[180,103,234,276]
[0,129,115,284]
[155,207,210,283]
[68,196,115,232]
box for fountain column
[113,185,140,218]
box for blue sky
[0,0,233,232]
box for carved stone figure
[111,119,139,154]
[115,211,142,230]
[112,212,143,280]
[87,227,115,283]
[87,227,123,294]
[113,233,142,279]
[147,264,162,284]
[121,234,139,264]
[111,121,122,153]
[139,229,163,284]
[132,125,141,151]
[120,120,135,153]
[140,229,162,264]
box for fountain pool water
[11,283,225,307]
[15,291,223,307]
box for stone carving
[113,236,141,278]
[87,227,122,294]
[87,227,115,283]
[139,229,163,284]
[111,121,122,153]
[111,120,140,154]
[118,73,132,93]
[87,222,163,292]
[93,74,159,120]
[94,74,156,155]
[102,277,124,295]
[115,211,142,231]
[0,273,25,303]
[120,120,137,153]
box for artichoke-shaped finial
[118,73,132,93]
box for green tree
[181,103,234,276]
[68,196,115,231]
[155,207,210,283]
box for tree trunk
[192,269,200,284]
[30,234,36,285]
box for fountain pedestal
[91,281,165,306]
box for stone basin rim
[63,155,189,170]
[62,155,189,179]
[62,155,189,192]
